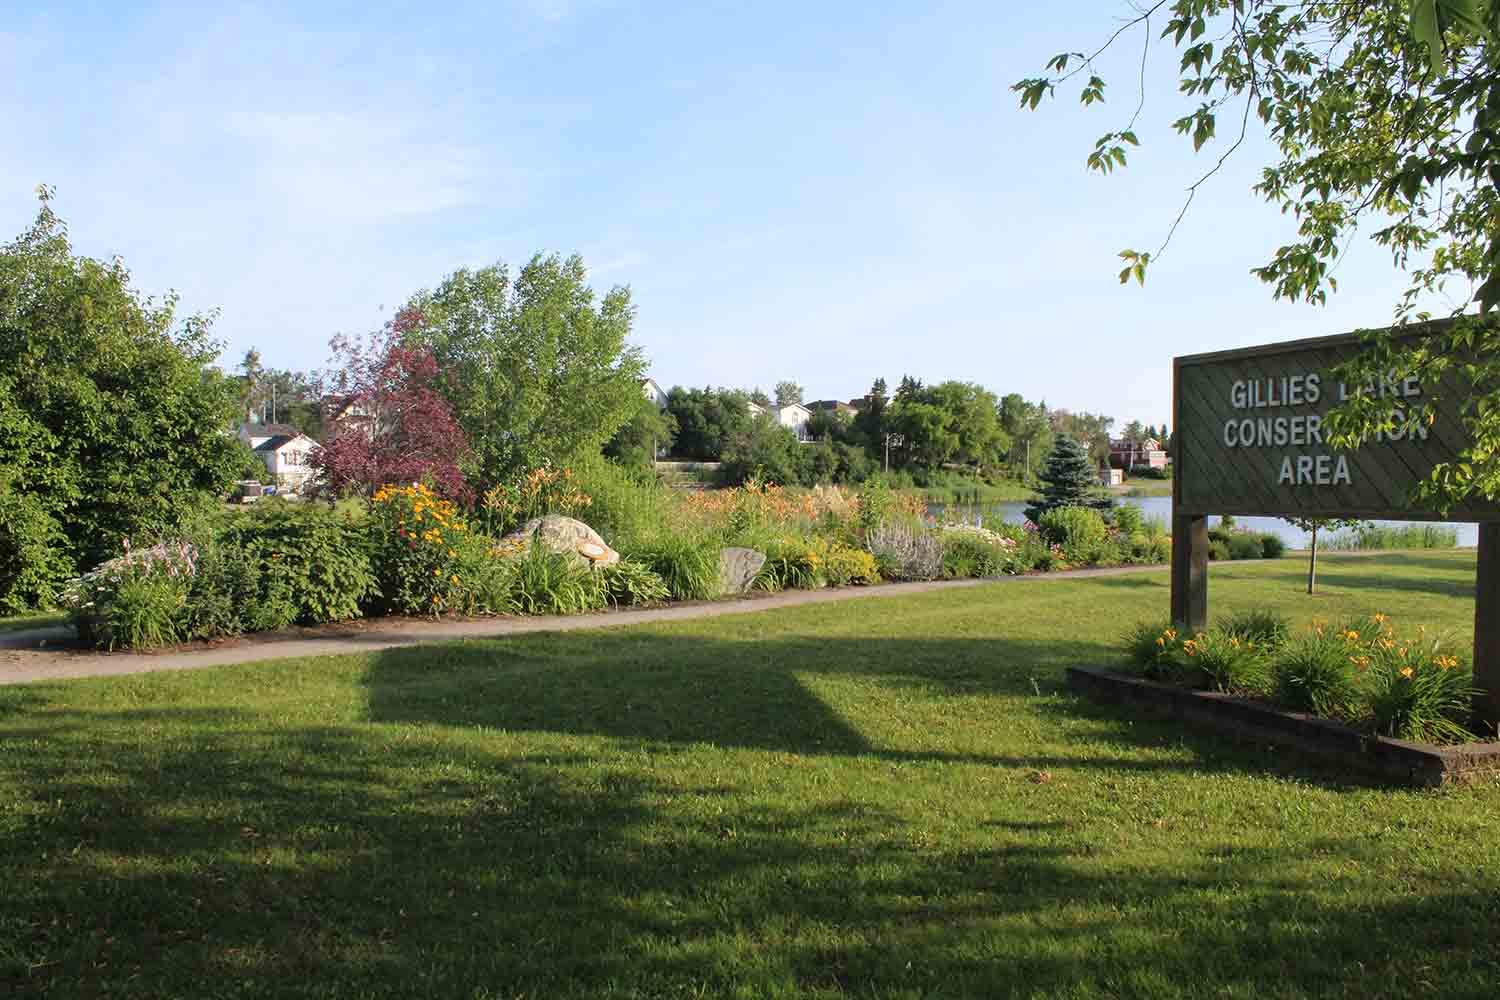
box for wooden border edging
[1066,665,1500,787]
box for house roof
[252,434,297,452]
[253,432,316,453]
[807,400,855,414]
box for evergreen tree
[1024,435,1112,523]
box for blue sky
[1,1,1438,427]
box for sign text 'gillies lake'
[1174,328,1500,523]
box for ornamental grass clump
[509,540,606,616]
[632,534,721,602]
[1179,630,1272,695]
[479,464,594,537]
[1270,623,1362,719]
[1123,620,1186,680]
[1216,609,1291,649]
[1351,615,1479,743]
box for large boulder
[719,547,766,594]
[502,515,620,568]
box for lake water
[927,495,1480,548]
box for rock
[503,515,620,568]
[719,547,766,594]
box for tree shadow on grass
[3,703,1499,998]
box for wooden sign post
[1172,327,1500,731]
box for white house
[777,403,814,443]
[642,378,669,411]
[238,423,319,492]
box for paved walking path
[0,565,1171,687]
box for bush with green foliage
[1261,534,1287,559]
[1037,507,1110,565]
[632,534,722,601]
[1023,435,1112,524]
[822,543,879,587]
[1364,637,1477,744]
[185,535,297,640]
[1123,621,1186,680]
[1269,627,1362,719]
[367,484,498,616]
[0,489,72,614]
[600,558,671,606]
[1,192,244,604]
[236,501,378,623]
[1178,630,1271,695]
[940,532,1011,578]
[756,537,825,591]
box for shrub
[1180,629,1271,695]
[856,478,896,541]
[866,522,944,581]
[1226,532,1266,560]
[1208,540,1231,561]
[1261,533,1287,558]
[63,539,197,650]
[1038,507,1110,565]
[757,537,825,591]
[940,532,1010,578]
[509,541,606,615]
[185,536,297,639]
[1216,609,1291,648]
[0,490,73,614]
[632,534,722,601]
[600,558,671,606]
[570,457,671,551]
[238,501,378,623]
[822,543,879,587]
[1126,536,1171,565]
[1363,635,1478,743]
[368,484,499,616]
[1112,503,1145,537]
[1270,626,1360,718]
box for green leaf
[1410,0,1442,74]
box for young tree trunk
[1307,525,1319,595]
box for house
[777,403,814,443]
[642,378,669,411]
[1109,437,1168,470]
[806,399,856,416]
[1099,466,1124,487]
[238,423,320,492]
[747,400,768,418]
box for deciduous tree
[1015,0,1500,507]
[0,189,243,603]
[312,311,472,501]
[397,256,647,486]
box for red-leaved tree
[311,309,472,502]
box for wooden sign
[1175,331,1500,522]
[1170,325,1500,730]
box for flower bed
[1118,611,1486,746]
[58,469,1182,652]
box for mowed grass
[1,552,1496,999]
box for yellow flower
[1344,630,1359,641]
[1373,613,1387,623]
[448,549,456,557]
[1399,666,1414,679]
[1155,637,1165,648]
[450,574,460,584]
[433,568,441,577]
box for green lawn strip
[2,552,1495,998]
[0,612,66,634]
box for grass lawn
[0,611,66,634]
[3,552,1497,998]
[1119,480,1173,497]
